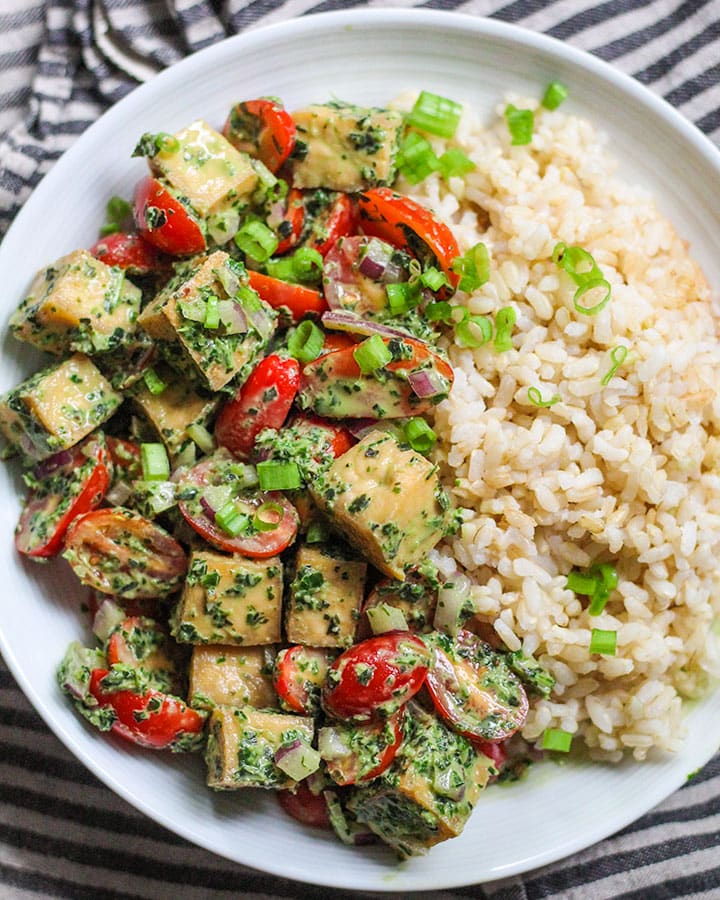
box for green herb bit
[99,195,132,237]
[452,242,490,293]
[456,315,492,349]
[505,104,534,146]
[234,219,279,262]
[404,417,437,454]
[288,319,324,364]
[439,147,476,179]
[527,386,560,407]
[542,81,569,111]
[141,443,170,482]
[142,367,167,396]
[590,628,617,656]
[353,334,392,374]
[397,131,441,184]
[542,728,573,753]
[494,305,516,352]
[407,90,463,139]
[601,345,628,386]
[257,460,301,491]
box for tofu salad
[2,92,558,857]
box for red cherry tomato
[319,331,357,355]
[177,453,299,558]
[322,631,430,723]
[274,188,305,255]
[133,176,206,256]
[277,782,331,829]
[15,437,111,559]
[246,271,327,323]
[358,187,460,291]
[215,354,300,460]
[423,630,529,743]
[90,232,163,275]
[288,413,355,458]
[88,668,205,750]
[308,193,357,257]
[106,436,143,483]
[64,508,188,599]
[323,235,403,316]
[321,711,404,786]
[223,98,296,174]
[273,645,335,715]
[473,737,508,772]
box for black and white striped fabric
[2,1,720,897]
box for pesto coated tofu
[291,102,403,192]
[286,544,366,648]
[138,250,276,391]
[310,431,451,579]
[347,705,492,857]
[0,354,122,459]
[205,706,315,789]
[148,120,257,217]
[189,644,277,710]
[130,363,218,462]
[10,250,142,356]
[173,550,283,646]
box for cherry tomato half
[273,645,335,716]
[322,630,430,723]
[358,187,460,291]
[223,99,296,174]
[133,176,206,256]
[307,193,357,257]
[276,781,331,829]
[215,354,300,460]
[106,616,182,694]
[106,436,143,483]
[64,508,188,599]
[288,413,355,459]
[323,235,401,316]
[90,231,163,275]
[246,270,327,323]
[320,711,404,786]
[88,668,205,751]
[423,630,529,743]
[15,437,111,559]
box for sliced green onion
[452,242,490,293]
[140,443,170,482]
[99,196,131,236]
[590,628,617,656]
[566,571,599,596]
[542,81,569,111]
[253,501,284,532]
[439,148,476,179]
[204,294,220,329]
[404,417,437,453]
[288,320,324,363]
[593,562,619,592]
[527,386,561,407]
[397,131,441,184]
[554,243,602,286]
[264,257,296,282]
[601,345,629,386]
[292,247,324,284]
[567,563,618,615]
[186,423,215,454]
[386,282,420,315]
[426,301,453,323]
[177,297,207,322]
[215,501,249,537]
[142,367,167,396]
[257,460,301,491]
[505,104,534,146]
[573,279,611,316]
[407,91,462,139]
[419,267,448,292]
[494,305,516,352]
[305,519,330,544]
[353,334,392,374]
[234,219,279,262]
[541,728,573,753]
[367,603,409,635]
[456,315,492,349]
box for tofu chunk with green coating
[172,550,282,646]
[291,102,403,192]
[189,645,277,710]
[138,250,276,392]
[0,354,122,460]
[144,120,257,217]
[310,431,451,580]
[346,704,492,857]
[286,544,366,648]
[205,706,315,789]
[10,250,142,356]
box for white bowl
[1,9,719,892]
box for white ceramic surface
[1,9,719,892]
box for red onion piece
[358,254,385,280]
[218,299,247,334]
[321,310,419,342]
[275,738,304,763]
[36,448,74,479]
[199,494,217,521]
[408,368,448,399]
[344,418,380,440]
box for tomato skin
[473,737,507,771]
[106,436,142,483]
[223,99,296,174]
[273,645,334,715]
[277,782,331,829]
[90,232,163,275]
[88,669,205,750]
[133,176,206,256]
[321,711,404,786]
[106,616,181,693]
[308,193,357,257]
[247,270,327,323]
[357,187,460,290]
[15,438,111,559]
[289,413,355,458]
[322,631,431,723]
[274,188,305,255]
[215,354,301,460]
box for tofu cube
[0,354,122,459]
[205,706,314,789]
[130,363,218,462]
[286,544,366,648]
[347,705,491,857]
[310,431,451,579]
[10,250,142,356]
[138,250,276,391]
[173,550,283,646]
[148,120,257,217]
[189,644,277,710]
[291,103,403,192]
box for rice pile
[397,92,720,761]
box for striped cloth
[1,1,720,897]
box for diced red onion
[321,310,420,342]
[433,765,466,802]
[199,494,217,521]
[218,299,247,334]
[318,726,351,761]
[344,418,379,440]
[275,739,321,779]
[92,598,126,642]
[35,448,74,479]
[358,237,393,280]
[266,199,286,230]
[246,303,275,340]
[105,480,132,506]
[358,254,385,280]
[408,368,448,399]
[434,580,471,637]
